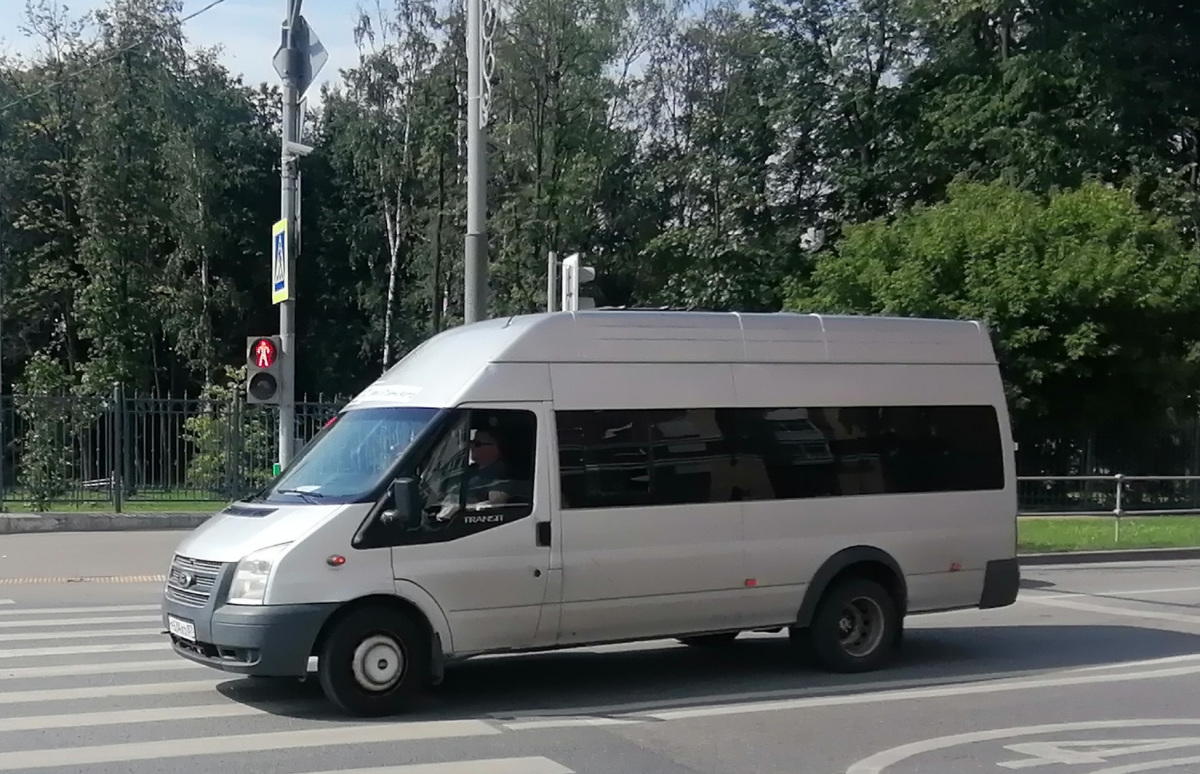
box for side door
[389,403,554,655]
[552,404,747,646]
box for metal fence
[0,391,348,511]
[1017,475,1200,516]
[6,390,1200,516]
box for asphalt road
[0,530,1197,773]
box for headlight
[227,543,290,605]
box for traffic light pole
[278,0,302,468]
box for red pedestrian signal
[252,337,277,369]
[246,335,283,405]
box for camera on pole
[246,335,283,404]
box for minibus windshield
[257,406,439,504]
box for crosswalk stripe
[0,601,12,606]
[0,603,161,616]
[0,627,162,642]
[305,759,574,774]
[0,641,166,659]
[0,701,290,732]
[0,614,159,629]
[0,659,200,679]
[0,679,224,705]
[0,719,501,770]
[0,601,585,774]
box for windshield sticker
[352,383,424,404]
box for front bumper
[161,555,337,677]
[163,599,338,677]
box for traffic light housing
[246,335,283,404]
[560,253,596,311]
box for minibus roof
[343,310,997,410]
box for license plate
[167,615,196,642]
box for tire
[805,577,899,673]
[316,605,429,717]
[677,632,740,647]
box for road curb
[1019,546,1200,565]
[0,512,214,534]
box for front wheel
[316,605,428,716]
[805,577,899,673]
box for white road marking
[490,653,1200,725]
[0,641,166,659]
[845,719,1200,774]
[0,679,225,705]
[1022,596,1200,625]
[1090,754,1200,773]
[0,627,161,643]
[998,738,1200,769]
[1069,654,1200,672]
[304,759,574,774]
[0,604,160,617]
[0,659,201,680]
[0,702,290,732]
[647,664,1200,722]
[0,720,500,771]
[1024,585,1200,600]
[0,615,159,629]
[502,717,642,730]
[0,601,12,606]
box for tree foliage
[787,180,1200,427]
[3,0,1200,434]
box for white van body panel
[172,504,344,564]
[730,360,1014,624]
[390,400,556,655]
[164,310,1017,677]
[364,310,1011,655]
[550,362,745,643]
[266,503,396,606]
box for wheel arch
[794,546,908,629]
[309,583,454,683]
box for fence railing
[6,388,1200,517]
[1018,475,1200,517]
[0,391,348,511]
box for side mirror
[382,477,420,527]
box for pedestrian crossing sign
[271,219,290,304]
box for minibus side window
[394,408,538,542]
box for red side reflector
[745,578,757,587]
[950,562,962,572]
[327,555,346,567]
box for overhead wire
[0,0,231,115]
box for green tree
[787,180,1200,428]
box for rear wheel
[805,577,899,673]
[316,605,428,716]
[677,632,740,647]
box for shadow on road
[213,622,1200,722]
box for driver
[461,427,513,506]
[428,421,529,525]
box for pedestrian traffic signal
[246,335,283,404]
[561,253,597,311]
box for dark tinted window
[737,405,1005,500]
[556,405,1004,509]
[556,408,736,508]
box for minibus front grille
[165,554,224,607]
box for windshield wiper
[275,488,326,504]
